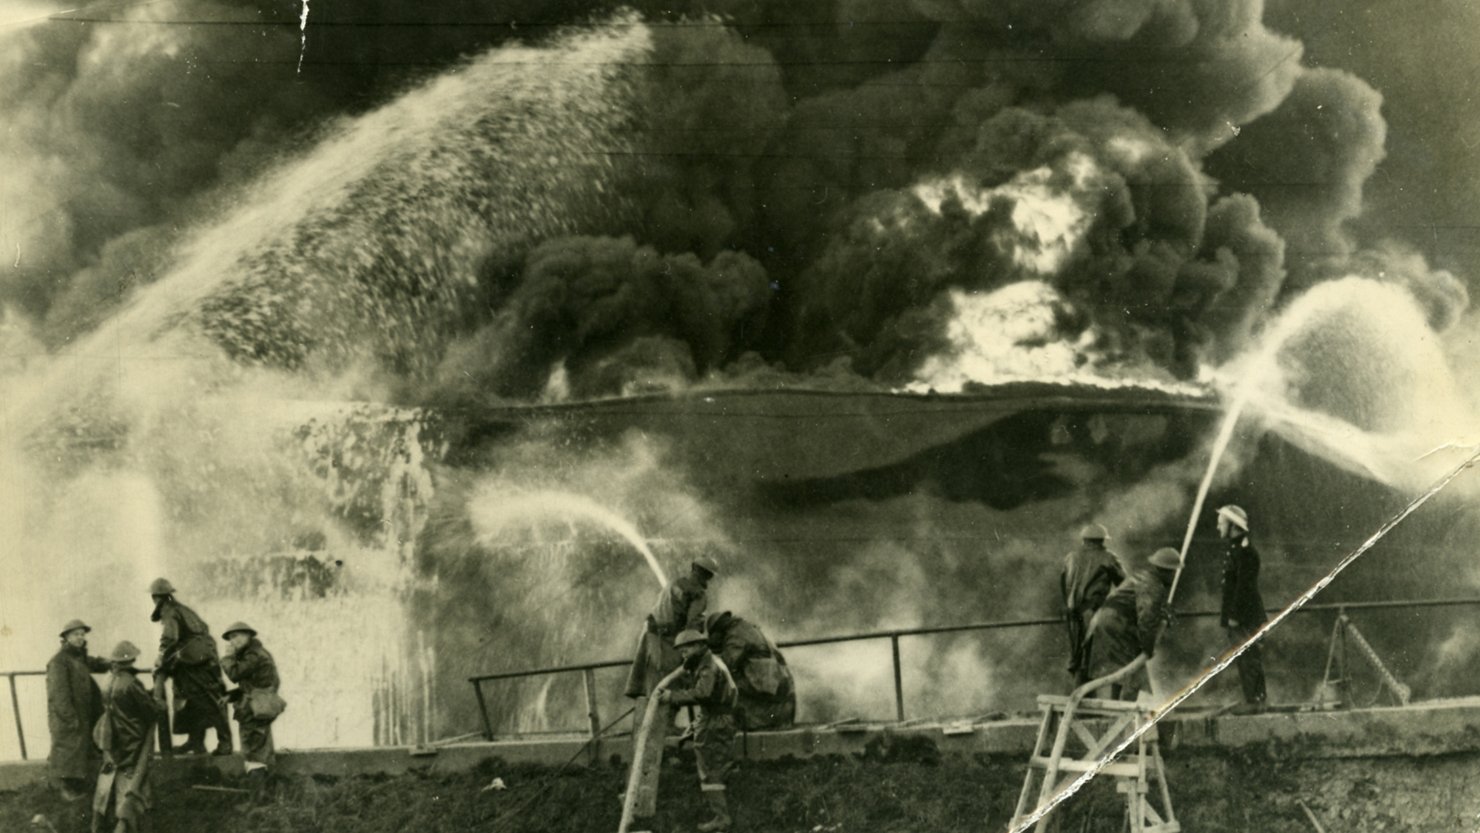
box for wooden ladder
[1009,661,1178,833]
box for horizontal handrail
[467,596,1480,683]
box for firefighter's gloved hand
[655,689,672,704]
[1157,607,1177,629]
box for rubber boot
[696,789,731,832]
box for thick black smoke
[0,0,1469,396]
[431,235,771,400]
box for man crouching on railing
[1083,548,1179,701]
[656,629,739,833]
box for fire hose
[1009,444,1480,833]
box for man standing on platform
[1060,524,1124,686]
[149,578,233,755]
[624,556,719,700]
[1217,504,1268,713]
[657,629,739,832]
[46,619,111,800]
[221,621,283,800]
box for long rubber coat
[92,669,160,833]
[46,644,110,781]
[154,599,229,738]
[624,574,708,697]
[1059,542,1124,680]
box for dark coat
[153,599,219,670]
[92,668,161,832]
[46,644,110,779]
[222,638,280,721]
[648,574,708,636]
[1060,542,1124,613]
[1220,537,1267,628]
[706,614,795,729]
[1098,568,1173,659]
[96,669,158,770]
[666,651,737,717]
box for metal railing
[467,597,1480,744]
[2,597,1474,761]
[4,671,45,761]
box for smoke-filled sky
[0,0,1475,401]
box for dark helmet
[1148,548,1181,570]
[221,621,257,640]
[148,577,176,596]
[704,611,733,635]
[59,619,91,638]
[691,555,720,577]
[109,641,141,664]
[674,629,707,648]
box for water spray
[470,489,669,586]
[1010,443,1480,833]
[1167,381,1254,604]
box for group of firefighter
[44,508,1265,833]
[625,505,1270,832]
[44,578,282,833]
[622,554,797,833]
[1061,504,1269,708]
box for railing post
[890,635,905,722]
[582,668,602,765]
[472,679,494,740]
[8,674,26,761]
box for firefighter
[703,611,796,730]
[148,578,232,755]
[92,641,164,833]
[1083,548,1179,700]
[221,622,283,798]
[1217,505,1268,712]
[46,619,111,800]
[657,629,738,832]
[624,556,719,699]
[1059,524,1125,686]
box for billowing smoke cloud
[1,0,1468,397]
[786,97,1286,384]
[430,235,771,400]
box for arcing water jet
[1171,277,1477,598]
[469,489,668,587]
[0,20,659,756]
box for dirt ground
[6,738,1478,833]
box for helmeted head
[109,640,141,667]
[222,621,257,650]
[691,555,719,582]
[703,611,733,637]
[1079,523,1109,543]
[1148,547,1181,572]
[60,619,91,647]
[1216,505,1249,539]
[148,577,176,598]
[675,628,709,662]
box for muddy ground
[6,738,1477,833]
